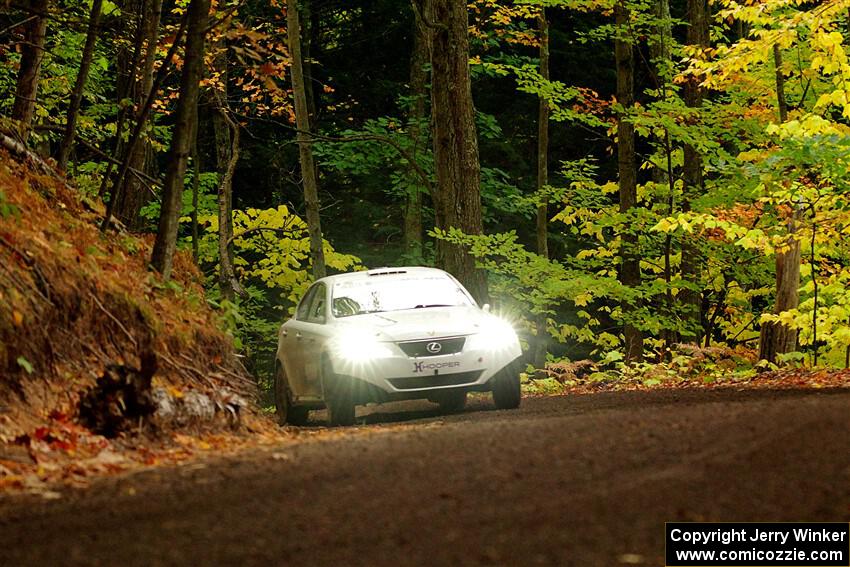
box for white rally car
[274,266,523,426]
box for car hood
[336,306,488,342]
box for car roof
[318,266,453,286]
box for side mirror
[482,303,491,313]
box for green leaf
[16,356,33,374]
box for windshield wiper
[413,304,453,309]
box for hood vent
[367,268,408,276]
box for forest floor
[534,363,850,396]
[1,388,848,566]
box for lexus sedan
[274,266,523,426]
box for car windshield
[331,275,473,318]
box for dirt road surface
[1,388,849,566]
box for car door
[279,284,318,399]
[298,283,330,398]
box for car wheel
[433,389,467,413]
[491,359,522,410]
[322,359,355,427]
[274,364,309,425]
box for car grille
[397,337,466,357]
[388,370,483,390]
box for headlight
[331,331,394,362]
[476,317,518,350]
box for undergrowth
[520,343,849,395]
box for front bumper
[329,337,521,400]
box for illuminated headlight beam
[331,332,394,363]
[472,317,519,351]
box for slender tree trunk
[615,2,642,362]
[301,0,318,129]
[287,0,326,279]
[56,0,103,170]
[535,9,550,262]
[12,0,48,143]
[680,0,709,343]
[150,0,210,278]
[758,44,801,364]
[810,218,819,366]
[404,4,430,259]
[191,104,201,263]
[532,8,550,369]
[427,0,488,303]
[651,0,675,353]
[300,0,324,238]
[773,44,788,123]
[844,315,849,369]
[209,39,244,301]
[214,105,243,301]
[116,0,162,228]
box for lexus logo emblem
[426,342,442,354]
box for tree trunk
[56,0,103,170]
[301,0,318,129]
[758,44,800,364]
[758,236,801,363]
[300,0,324,241]
[845,315,849,369]
[191,105,201,263]
[287,0,326,279]
[214,107,243,301]
[614,2,642,362]
[773,44,788,123]
[680,0,709,343]
[532,8,550,370]
[150,0,209,278]
[11,0,48,143]
[428,0,488,304]
[116,0,162,228]
[651,0,676,353]
[404,3,430,260]
[209,41,244,301]
[535,9,550,262]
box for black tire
[274,364,309,425]
[433,389,467,413]
[322,359,355,427]
[491,359,522,410]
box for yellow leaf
[815,93,833,108]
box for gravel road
[1,388,849,566]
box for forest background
[3,0,850,400]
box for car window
[306,284,327,324]
[332,275,473,317]
[332,296,361,318]
[296,285,318,320]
